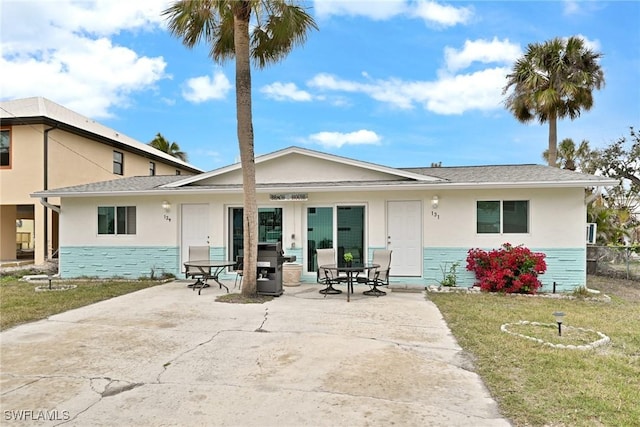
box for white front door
[387,201,422,276]
[180,203,210,271]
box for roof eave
[31,178,618,198]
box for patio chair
[316,248,341,294]
[185,245,209,287]
[359,249,392,296]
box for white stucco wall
[60,186,585,250]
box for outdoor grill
[257,242,296,296]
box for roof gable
[164,146,440,188]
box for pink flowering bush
[466,243,547,294]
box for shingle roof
[402,164,614,184]
[31,162,618,198]
[31,175,186,196]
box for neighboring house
[0,97,203,265]
[31,146,617,291]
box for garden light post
[553,311,565,336]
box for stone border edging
[426,285,611,302]
[35,284,78,292]
[501,320,610,350]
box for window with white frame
[477,200,529,234]
[149,161,156,176]
[98,206,136,235]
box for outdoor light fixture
[162,200,171,213]
[431,195,439,209]
[553,311,565,336]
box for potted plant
[344,252,354,267]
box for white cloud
[307,38,517,115]
[0,0,170,118]
[182,72,232,103]
[312,0,472,27]
[308,130,382,148]
[412,1,473,27]
[260,82,313,101]
[563,0,581,16]
[443,38,521,73]
[313,0,407,20]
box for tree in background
[163,0,317,296]
[591,127,640,244]
[542,137,593,171]
[504,36,605,167]
[148,132,188,162]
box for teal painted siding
[424,248,474,287]
[423,247,586,292]
[60,246,225,279]
[60,245,586,291]
[536,247,587,292]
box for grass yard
[0,271,166,330]
[429,276,640,427]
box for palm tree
[503,36,605,167]
[148,132,188,162]
[542,137,592,171]
[163,0,317,296]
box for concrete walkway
[0,281,510,426]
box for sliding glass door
[229,207,282,263]
[307,207,333,271]
[306,205,365,272]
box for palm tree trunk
[548,114,558,167]
[234,5,258,296]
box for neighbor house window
[477,200,528,234]
[113,151,123,175]
[149,161,156,176]
[175,170,181,175]
[98,206,136,235]
[0,128,10,168]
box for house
[0,97,203,266]
[31,146,617,291]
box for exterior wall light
[162,200,171,213]
[431,195,439,209]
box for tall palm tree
[503,36,605,167]
[542,137,592,171]
[148,132,188,162]
[163,0,317,296]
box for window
[149,161,156,176]
[477,200,528,234]
[98,206,136,235]
[0,128,10,168]
[175,170,181,175]
[113,151,123,175]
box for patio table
[183,260,235,295]
[320,263,380,302]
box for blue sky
[1,0,639,172]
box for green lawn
[0,272,166,330]
[429,276,640,427]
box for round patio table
[320,263,380,302]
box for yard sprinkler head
[553,311,565,336]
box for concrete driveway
[0,281,510,426]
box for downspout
[43,125,57,260]
[39,198,61,213]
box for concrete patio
[0,281,510,426]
